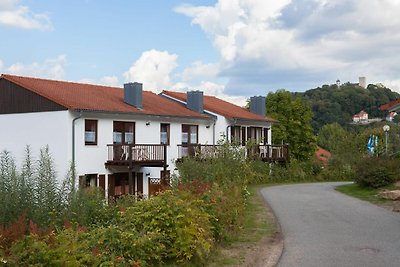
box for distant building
[353,110,368,123]
[336,79,341,88]
[386,111,397,122]
[359,77,367,88]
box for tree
[317,123,347,153]
[34,146,62,227]
[267,90,317,161]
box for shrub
[119,190,213,263]
[354,157,399,188]
[6,190,213,266]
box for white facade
[72,111,213,175]
[0,110,72,178]
[0,109,213,197]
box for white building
[161,91,285,161]
[0,74,285,199]
[352,110,369,123]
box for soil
[377,200,400,213]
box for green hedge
[354,157,400,188]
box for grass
[207,185,277,266]
[335,183,390,204]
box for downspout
[72,111,83,167]
[226,125,231,143]
[212,122,216,145]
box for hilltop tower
[359,77,367,88]
[336,79,341,88]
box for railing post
[128,144,134,195]
[162,144,167,186]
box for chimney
[250,96,266,117]
[124,82,143,109]
[187,91,204,113]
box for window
[182,124,198,144]
[241,127,246,146]
[230,126,241,144]
[85,120,98,145]
[113,121,135,144]
[263,128,269,145]
[160,123,170,145]
[79,174,97,188]
[247,127,262,143]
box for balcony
[258,144,289,163]
[177,144,219,160]
[177,144,289,163]
[105,144,167,167]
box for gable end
[0,79,67,114]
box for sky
[1,0,400,106]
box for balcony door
[181,124,198,157]
[113,121,135,160]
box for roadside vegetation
[0,140,346,266]
[2,89,400,265]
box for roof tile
[162,90,277,123]
[1,74,208,119]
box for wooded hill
[294,83,400,132]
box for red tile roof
[315,146,331,165]
[380,99,400,111]
[162,90,277,123]
[1,74,208,119]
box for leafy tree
[266,90,317,161]
[297,82,400,132]
[317,123,347,153]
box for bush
[354,157,400,188]
[6,190,213,266]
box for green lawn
[335,183,389,204]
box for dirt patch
[377,200,400,212]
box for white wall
[73,113,214,195]
[0,110,71,182]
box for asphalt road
[261,182,400,267]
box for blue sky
[1,0,400,105]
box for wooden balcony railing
[177,144,219,159]
[258,144,289,163]
[106,144,167,167]
[177,144,289,163]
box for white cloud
[0,59,3,70]
[180,61,219,81]
[0,0,52,30]
[100,75,119,87]
[124,49,178,92]
[172,80,247,107]
[176,0,400,94]
[124,50,247,105]
[6,55,66,79]
[382,80,400,93]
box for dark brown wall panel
[0,79,67,114]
